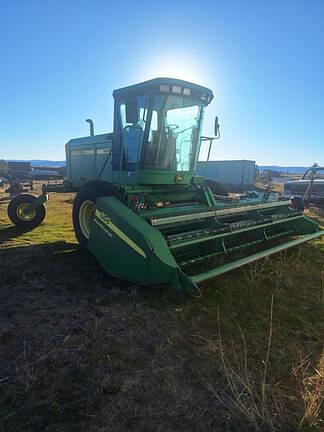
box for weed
[293,351,324,429]
[199,299,281,431]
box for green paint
[190,230,324,284]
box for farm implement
[7,78,324,294]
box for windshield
[141,95,204,171]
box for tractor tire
[72,182,112,248]
[7,194,46,229]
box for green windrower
[7,78,324,294]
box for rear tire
[7,194,46,229]
[72,183,112,248]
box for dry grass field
[0,184,323,431]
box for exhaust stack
[86,119,94,136]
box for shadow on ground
[0,225,37,244]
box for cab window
[119,95,149,170]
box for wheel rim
[79,200,95,239]
[16,203,36,221]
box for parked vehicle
[196,160,255,192]
[282,164,324,207]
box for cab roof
[113,77,214,105]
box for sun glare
[137,55,211,87]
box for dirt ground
[0,186,323,431]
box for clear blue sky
[0,0,323,165]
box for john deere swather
[7,78,324,294]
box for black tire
[72,182,112,248]
[290,196,305,211]
[7,194,46,229]
[204,178,229,196]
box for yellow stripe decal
[95,210,146,258]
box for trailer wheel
[290,196,305,211]
[8,194,46,229]
[73,183,111,248]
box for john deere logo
[175,174,183,183]
[95,209,111,225]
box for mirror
[214,115,220,138]
[124,126,142,164]
[126,98,139,124]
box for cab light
[160,85,170,92]
[172,85,182,94]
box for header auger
[7,78,324,294]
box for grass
[0,184,323,431]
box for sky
[0,0,323,165]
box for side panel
[87,196,179,286]
[70,147,96,180]
[65,134,113,187]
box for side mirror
[126,98,139,124]
[214,116,220,138]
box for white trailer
[197,160,256,191]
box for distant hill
[258,166,308,174]
[10,160,66,167]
